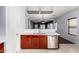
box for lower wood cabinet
[31,35,39,49]
[21,35,47,49]
[0,42,4,53]
[21,35,31,49]
[39,35,47,49]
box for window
[68,17,77,35]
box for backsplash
[20,29,56,34]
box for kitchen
[20,6,59,49]
[4,6,79,53]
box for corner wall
[0,6,5,41]
[56,8,79,44]
[6,6,26,52]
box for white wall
[5,6,57,52]
[56,8,79,44]
[6,6,26,52]
[0,6,5,41]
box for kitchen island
[20,33,60,49]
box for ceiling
[26,6,79,22]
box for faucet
[38,30,45,34]
[38,30,41,33]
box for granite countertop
[21,33,60,36]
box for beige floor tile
[19,44,79,53]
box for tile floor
[19,44,79,53]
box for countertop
[0,40,5,44]
[21,33,60,36]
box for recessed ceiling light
[42,21,45,23]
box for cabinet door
[39,35,47,49]
[0,43,4,53]
[31,35,39,49]
[21,35,31,49]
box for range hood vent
[27,11,53,14]
[27,11,39,14]
[40,11,53,14]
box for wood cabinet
[39,35,47,49]
[21,35,31,49]
[21,35,47,49]
[31,35,39,49]
[0,42,4,53]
